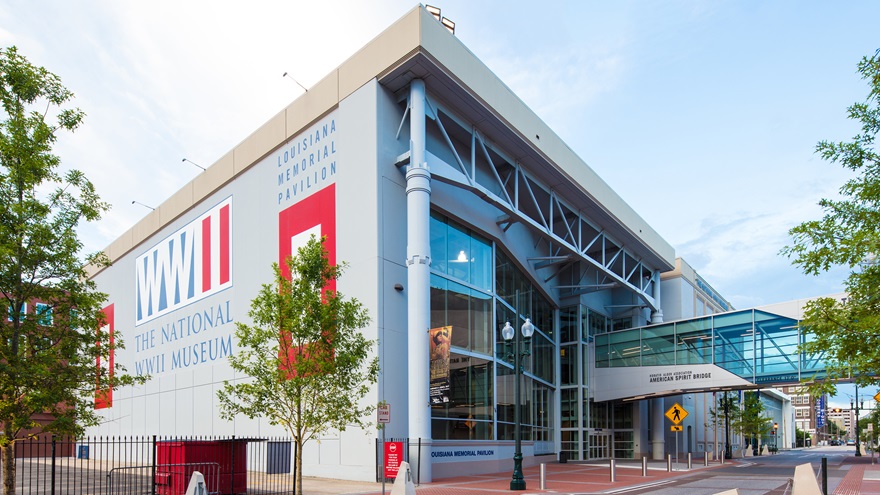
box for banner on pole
[429,326,452,405]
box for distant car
[830,440,842,446]
[846,439,856,445]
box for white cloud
[482,42,629,135]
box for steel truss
[396,92,658,312]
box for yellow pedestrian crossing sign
[874,390,880,403]
[665,403,688,425]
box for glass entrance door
[588,431,611,459]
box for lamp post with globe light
[852,384,863,457]
[773,422,778,452]
[500,318,534,491]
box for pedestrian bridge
[591,309,826,401]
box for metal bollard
[610,459,616,482]
[687,452,692,470]
[539,463,546,489]
[667,454,672,472]
[704,451,709,466]
[642,456,648,476]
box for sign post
[665,403,689,468]
[378,404,391,495]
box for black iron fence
[374,437,408,483]
[5,436,297,495]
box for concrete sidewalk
[301,457,726,495]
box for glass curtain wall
[430,212,555,450]
[558,305,634,460]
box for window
[495,250,553,338]
[431,276,492,355]
[613,402,633,429]
[560,430,580,461]
[429,210,556,445]
[431,354,493,440]
[612,317,632,332]
[7,302,26,322]
[587,310,609,338]
[590,401,609,429]
[560,389,578,428]
[36,303,52,326]
[560,306,578,343]
[560,345,577,386]
[430,212,492,291]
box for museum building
[86,5,793,483]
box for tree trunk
[2,439,15,495]
[295,436,303,495]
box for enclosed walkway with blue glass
[594,309,825,387]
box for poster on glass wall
[429,326,452,404]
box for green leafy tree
[827,419,845,439]
[0,46,142,495]
[794,427,810,447]
[217,235,379,495]
[707,392,740,457]
[859,414,878,447]
[734,392,772,454]
[782,49,880,396]
[707,393,739,430]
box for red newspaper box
[155,439,248,495]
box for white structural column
[651,398,665,460]
[650,271,663,324]
[650,270,665,459]
[405,79,433,483]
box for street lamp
[721,393,732,459]
[773,423,778,452]
[852,384,863,456]
[500,318,534,491]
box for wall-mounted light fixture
[131,200,155,211]
[282,72,309,93]
[182,157,206,172]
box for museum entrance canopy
[592,309,825,401]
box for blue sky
[1,1,878,378]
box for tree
[794,427,810,447]
[735,392,772,454]
[827,419,845,439]
[859,414,878,447]
[217,235,379,495]
[707,391,740,458]
[0,46,141,495]
[782,49,880,397]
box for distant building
[660,258,732,321]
